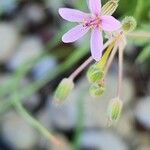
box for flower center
[83,16,102,29]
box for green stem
[127,32,150,39]
[134,0,144,22]
[14,100,59,144]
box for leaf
[137,44,150,63]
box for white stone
[0,23,19,62]
[22,4,45,24]
[32,56,57,80]
[80,131,128,150]
[134,96,150,129]
[7,36,43,70]
[0,0,17,13]
[1,111,38,149]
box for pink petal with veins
[101,15,121,32]
[62,25,89,43]
[88,0,101,15]
[91,28,103,61]
[59,8,90,22]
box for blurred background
[0,0,150,150]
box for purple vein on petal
[59,8,90,22]
[88,0,101,15]
[62,25,89,43]
[90,28,103,61]
[101,16,121,32]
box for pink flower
[59,0,121,61]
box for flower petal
[88,0,101,15]
[101,15,121,32]
[91,28,103,61]
[62,25,89,43]
[59,8,89,22]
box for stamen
[83,16,102,28]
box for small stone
[134,96,150,130]
[0,0,17,14]
[32,56,57,80]
[80,130,128,150]
[22,4,46,24]
[1,111,38,149]
[7,36,43,70]
[0,23,19,62]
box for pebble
[80,130,128,150]
[134,96,150,130]
[0,23,19,63]
[1,111,38,149]
[21,4,46,24]
[0,0,17,14]
[7,36,43,70]
[32,56,57,80]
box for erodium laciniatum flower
[59,0,121,61]
[55,0,138,125]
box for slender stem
[14,100,60,145]
[117,46,124,98]
[11,80,60,145]
[104,44,118,77]
[134,0,144,21]
[69,39,114,80]
[69,57,93,80]
[127,32,150,39]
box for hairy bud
[122,16,137,33]
[101,0,119,15]
[87,64,104,83]
[54,78,74,103]
[107,98,123,122]
[89,82,105,97]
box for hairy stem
[104,44,118,77]
[69,39,114,80]
[117,46,124,98]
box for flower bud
[122,16,137,33]
[89,83,105,97]
[107,98,123,122]
[101,0,119,15]
[87,64,104,83]
[54,78,74,103]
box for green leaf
[137,44,150,63]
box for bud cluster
[122,16,137,33]
[87,64,105,97]
[107,98,123,123]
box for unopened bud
[101,0,119,15]
[87,64,104,83]
[107,98,123,122]
[122,16,137,33]
[54,78,74,103]
[89,82,105,97]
